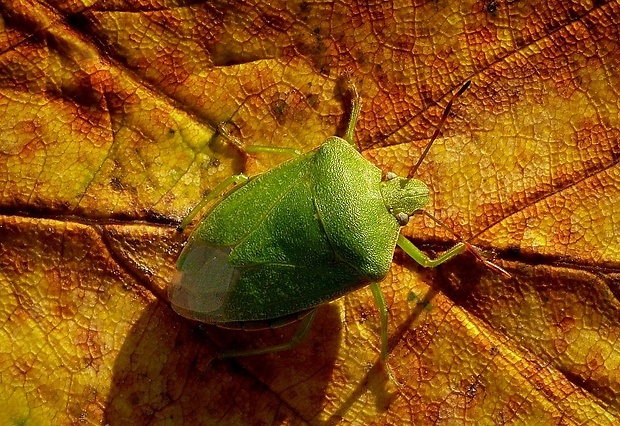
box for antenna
[409,81,471,177]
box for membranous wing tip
[169,244,240,322]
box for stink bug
[169,79,509,372]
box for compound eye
[396,212,410,226]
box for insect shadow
[104,296,342,423]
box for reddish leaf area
[1,0,619,424]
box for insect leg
[396,234,467,267]
[217,122,301,157]
[218,309,318,358]
[178,174,249,231]
[343,79,362,146]
[369,282,402,386]
[463,242,511,278]
[416,211,511,277]
[369,282,389,362]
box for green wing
[192,155,311,246]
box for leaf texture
[1,0,619,424]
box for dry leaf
[1,0,619,424]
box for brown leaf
[1,0,619,424]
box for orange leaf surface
[1,0,619,424]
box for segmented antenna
[409,81,471,177]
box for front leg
[396,234,466,267]
[397,234,511,277]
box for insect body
[172,136,433,320]
[169,80,507,366]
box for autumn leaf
[1,0,619,424]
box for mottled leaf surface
[1,0,619,424]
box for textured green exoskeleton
[169,80,508,369]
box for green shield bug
[169,79,509,378]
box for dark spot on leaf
[263,13,288,32]
[272,99,287,116]
[567,8,580,22]
[271,99,288,125]
[466,381,478,398]
[610,143,620,163]
[306,93,320,108]
[110,177,124,191]
[514,36,526,48]
[66,12,91,32]
[299,1,311,15]
[145,210,171,224]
